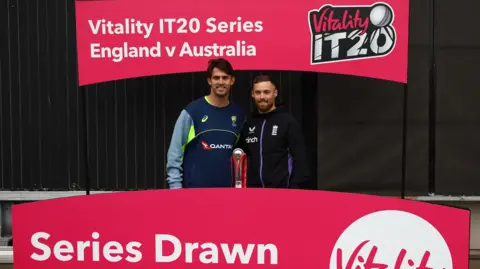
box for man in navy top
[166,58,246,189]
[237,74,309,189]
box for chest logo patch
[272,125,278,136]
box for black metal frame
[428,0,437,195]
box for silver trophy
[232,148,245,188]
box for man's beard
[213,85,229,97]
[256,101,273,112]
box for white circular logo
[330,210,453,269]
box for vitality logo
[308,2,396,64]
[330,210,453,269]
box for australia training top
[166,96,245,189]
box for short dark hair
[253,74,277,88]
[207,58,234,78]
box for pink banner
[13,189,468,268]
[74,0,409,86]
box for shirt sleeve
[166,109,195,189]
[286,118,310,189]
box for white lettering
[88,19,153,39]
[185,243,198,263]
[154,233,278,264]
[159,18,201,34]
[88,20,101,35]
[246,137,258,143]
[165,46,176,57]
[92,232,100,261]
[209,144,233,149]
[205,17,263,33]
[76,241,90,261]
[155,234,182,262]
[159,18,175,34]
[324,32,347,59]
[31,232,52,261]
[221,243,255,264]
[30,232,143,263]
[90,42,162,63]
[199,243,218,263]
[103,241,123,262]
[30,232,277,265]
[53,240,74,261]
[125,242,143,263]
[257,244,278,264]
[178,41,256,57]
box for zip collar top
[238,107,309,189]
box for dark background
[0,0,478,196]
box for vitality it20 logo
[308,2,396,64]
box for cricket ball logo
[308,2,396,64]
[330,210,453,269]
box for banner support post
[428,0,437,195]
[400,0,411,200]
[401,83,408,199]
[82,87,91,196]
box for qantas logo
[201,141,233,150]
[201,141,211,150]
[211,144,233,149]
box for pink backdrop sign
[13,189,469,268]
[74,0,409,86]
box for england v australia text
[87,17,264,62]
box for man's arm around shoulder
[286,116,310,189]
[166,109,194,189]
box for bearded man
[238,74,309,189]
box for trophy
[231,148,248,188]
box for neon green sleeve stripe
[182,125,196,151]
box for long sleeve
[286,118,310,189]
[166,109,195,189]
